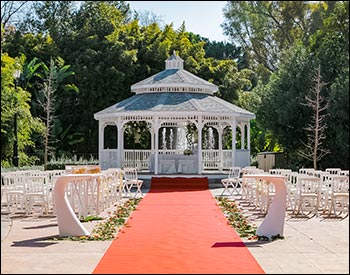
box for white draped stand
[54,174,102,237]
[243,174,287,238]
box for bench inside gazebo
[94,51,255,175]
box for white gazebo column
[231,118,237,167]
[154,117,159,174]
[217,125,223,172]
[240,123,245,149]
[197,117,203,174]
[247,121,251,150]
[98,121,104,168]
[150,128,155,152]
[117,121,123,168]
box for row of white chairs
[1,169,66,215]
[220,166,349,217]
[1,167,144,218]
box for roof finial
[165,50,184,70]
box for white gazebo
[94,52,255,174]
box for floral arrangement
[215,196,257,240]
[183,148,193,155]
[215,196,284,241]
[53,197,142,241]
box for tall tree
[309,1,349,169]
[256,44,314,168]
[298,65,329,169]
[38,57,78,170]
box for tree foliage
[1,52,44,167]
[253,1,349,169]
[222,1,326,73]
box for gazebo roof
[94,92,255,119]
[131,69,218,95]
[94,52,255,120]
[131,51,218,95]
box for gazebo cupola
[94,51,255,173]
[130,51,218,96]
[166,51,184,69]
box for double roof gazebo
[94,52,255,174]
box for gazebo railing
[123,150,152,170]
[222,150,233,169]
[202,150,220,170]
[100,149,251,172]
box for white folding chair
[220,167,241,196]
[294,175,321,216]
[24,175,49,215]
[327,175,349,217]
[2,172,26,213]
[123,167,144,198]
[286,172,299,210]
[103,168,123,205]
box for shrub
[46,154,99,170]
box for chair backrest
[287,171,299,186]
[299,168,315,175]
[331,175,349,194]
[280,169,292,176]
[2,172,25,191]
[270,169,292,176]
[123,167,138,181]
[297,175,321,194]
[105,168,122,178]
[339,170,349,176]
[25,175,46,194]
[228,167,241,179]
[325,168,341,175]
[241,166,261,175]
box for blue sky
[127,1,228,42]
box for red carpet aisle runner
[93,177,264,274]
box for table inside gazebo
[148,153,199,174]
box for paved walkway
[1,187,349,274]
